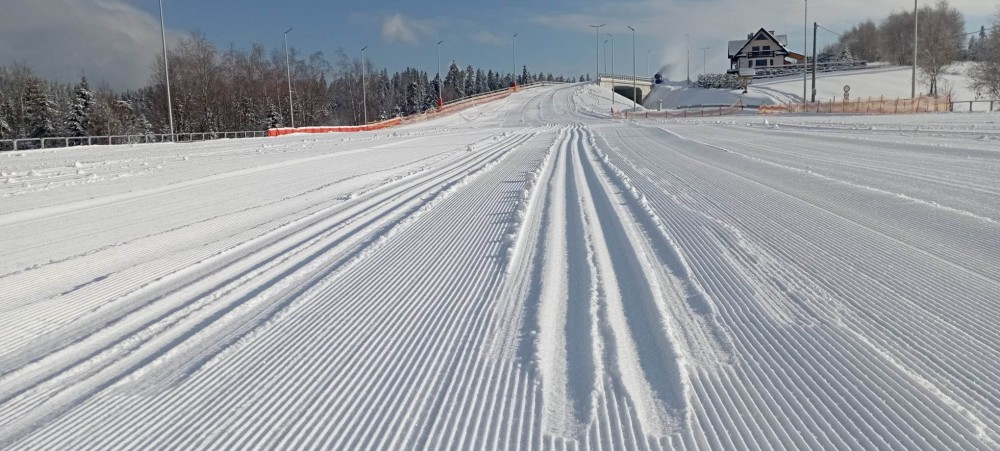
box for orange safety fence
[759,96,952,115]
[267,87,517,136]
[612,104,748,120]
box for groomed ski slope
[2,83,999,449]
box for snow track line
[0,132,536,448]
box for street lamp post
[603,40,608,75]
[436,40,443,108]
[685,33,691,85]
[591,24,605,81]
[646,49,650,76]
[512,33,518,87]
[912,0,918,98]
[607,33,615,107]
[803,0,808,104]
[158,0,174,141]
[628,25,637,110]
[361,46,368,124]
[284,27,295,128]
[700,47,710,76]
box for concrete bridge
[597,73,654,105]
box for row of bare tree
[823,0,970,96]
[1,32,584,140]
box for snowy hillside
[646,63,981,109]
[2,84,1000,449]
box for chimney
[769,31,775,35]
[748,33,753,39]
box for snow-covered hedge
[696,73,742,90]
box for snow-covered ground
[647,63,982,109]
[2,83,1000,449]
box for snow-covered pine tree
[520,66,530,85]
[64,77,94,137]
[463,65,476,97]
[0,102,12,139]
[265,104,283,129]
[23,80,58,139]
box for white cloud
[0,0,178,90]
[381,14,437,44]
[470,31,505,46]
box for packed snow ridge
[2,83,1000,449]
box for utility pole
[803,0,808,104]
[361,46,368,124]
[284,27,295,128]
[912,0,918,98]
[812,22,818,102]
[646,49,650,76]
[158,0,174,141]
[436,40,443,108]
[512,33,518,88]
[604,40,608,75]
[629,25,637,110]
[607,33,615,107]
[591,24,605,81]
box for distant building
[727,28,805,74]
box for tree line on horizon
[0,31,590,141]
[823,0,999,97]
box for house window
[748,60,753,67]
[756,59,768,67]
[763,45,771,51]
[752,46,760,51]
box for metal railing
[0,130,267,152]
[598,73,654,83]
[950,100,1000,112]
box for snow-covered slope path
[2,84,999,449]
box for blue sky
[1,0,995,89]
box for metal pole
[803,0,808,104]
[646,50,650,76]
[812,22,818,102]
[912,0,918,98]
[685,33,690,85]
[512,33,518,87]
[629,25,636,110]
[158,0,174,141]
[608,33,615,106]
[603,41,608,75]
[284,27,295,128]
[437,40,443,107]
[591,24,605,82]
[700,47,710,75]
[361,46,368,124]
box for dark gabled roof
[728,28,792,58]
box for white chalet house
[727,28,805,74]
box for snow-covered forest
[0,32,586,140]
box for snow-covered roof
[728,29,791,58]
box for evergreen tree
[0,102,12,139]
[23,80,57,139]
[265,103,283,129]
[463,65,476,97]
[64,77,94,137]
[520,65,530,85]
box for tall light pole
[591,24,605,81]
[603,40,609,75]
[646,49,651,76]
[803,0,808,104]
[361,46,368,124]
[628,25,637,110]
[512,33,518,87]
[158,0,174,141]
[912,0,918,98]
[284,27,295,128]
[607,33,615,107]
[685,33,691,85]
[436,40,443,107]
[700,47,710,76]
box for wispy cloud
[381,14,437,44]
[470,30,505,46]
[0,0,179,90]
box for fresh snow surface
[2,84,1000,449]
[647,63,981,109]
